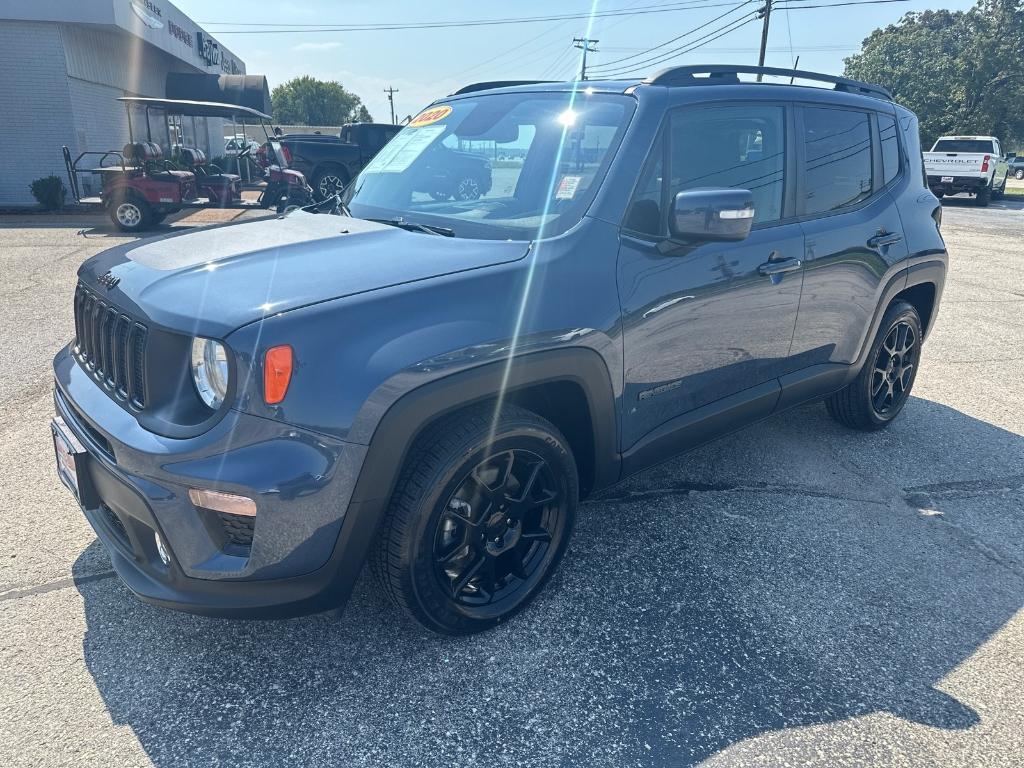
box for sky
[175,0,978,124]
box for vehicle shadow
[939,195,1024,211]
[73,397,1023,766]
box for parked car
[268,122,403,200]
[51,66,947,635]
[1008,154,1024,180]
[224,135,260,156]
[923,135,1009,205]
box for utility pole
[572,37,599,81]
[756,0,772,82]
[383,86,399,125]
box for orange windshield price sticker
[409,105,453,128]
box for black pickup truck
[271,122,493,201]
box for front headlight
[191,337,229,409]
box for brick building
[0,1,249,206]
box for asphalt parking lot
[1,198,1022,767]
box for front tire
[372,404,578,635]
[826,300,922,431]
[1015,169,1024,180]
[109,195,153,232]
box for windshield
[932,139,995,153]
[342,91,635,240]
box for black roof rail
[451,80,556,96]
[643,65,892,100]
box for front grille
[216,511,255,548]
[73,285,148,408]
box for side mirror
[668,188,755,243]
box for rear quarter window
[801,107,872,214]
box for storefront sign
[197,31,220,67]
[129,0,163,30]
[168,20,192,48]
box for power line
[775,0,912,8]
[200,1,759,34]
[592,9,759,76]
[595,14,760,77]
[588,0,756,71]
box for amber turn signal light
[263,345,293,404]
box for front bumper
[53,344,370,618]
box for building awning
[165,74,272,116]
[118,97,271,122]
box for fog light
[188,488,257,517]
[154,531,171,566]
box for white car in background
[924,135,1009,206]
[223,136,261,157]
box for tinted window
[624,132,665,236]
[802,107,872,214]
[670,105,785,224]
[879,114,900,185]
[932,139,995,153]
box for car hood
[79,213,530,337]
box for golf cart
[62,97,315,231]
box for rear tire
[1015,169,1024,180]
[826,300,922,431]
[371,403,578,635]
[976,185,991,207]
[109,194,153,232]
[992,174,1007,200]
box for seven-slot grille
[73,284,148,408]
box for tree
[844,0,1024,148]
[271,76,374,125]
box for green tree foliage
[844,0,1024,147]
[271,76,374,125]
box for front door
[618,103,803,450]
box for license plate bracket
[52,416,99,509]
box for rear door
[790,104,909,368]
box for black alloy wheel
[372,404,578,634]
[870,320,918,416]
[826,300,922,431]
[434,448,563,608]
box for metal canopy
[117,97,272,121]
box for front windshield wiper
[366,218,455,237]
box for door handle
[758,257,802,276]
[867,232,903,249]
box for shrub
[30,175,67,210]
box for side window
[802,107,872,214]
[624,132,666,237]
[879,113,900,185]
[669,105,786,225]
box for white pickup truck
[924,135,1009,206]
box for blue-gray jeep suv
[52,66,947,634]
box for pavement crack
[0,570,116,603]
[590,481,888,508]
